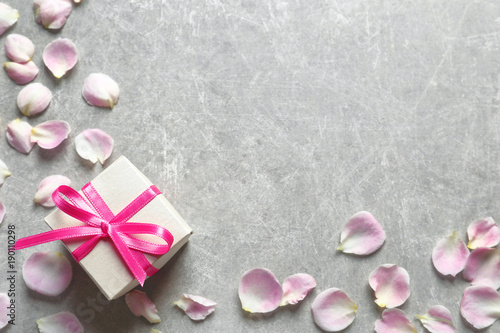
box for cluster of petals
[33,175,71,207]
[0,3,19,37]
[17,83,52,116]
[82,73,120,109]
[416,305,455,333]
[7,119,71,154]
[43,38,77,78]
[0,293,8,329]
[460,285,500,329]
[4,34,39,84]
[75,129,114,164]
[174,294,217,321]
[337,211,386,255]
[467,217,500,249]
[374,308,416,333]
[34,0,72,30]
[369,264,410,308]
[431,231,469,277]
[125,290,161,323]
[22,251,72,296]
[0,159,11,186]
[36,311,83,333]
[311,288,357,332]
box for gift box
[44,156,192,300]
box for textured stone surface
[1,0,500,331]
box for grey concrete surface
[1,0,500,332]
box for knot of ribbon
[14,182,174,286]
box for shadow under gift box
[45,156,192,300]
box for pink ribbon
[14,183,174,286]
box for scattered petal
[0,201,5,225]
[460,285,500,330]
[31,120,71,149]
[75,129,114,164]
[0,293,8,329]
[369,264,410,308]
[375,308,417,333]
[0,3,19,37]
[416,305,455,333]
[311,288,357,332]
[6,119,34,154]
[337,211,385,255]
[431,231,469,277]
[280,273,316,306]
[33,175,71,207]
[33,0,72,30]
[17,82,52,116]
[125,290,161,323]
[82,73,120,109]
[23,251,72,296]
[36,311,83,333]
[0,159,12,185]
[174,294,217,321]
[4,61,39,85]
[5,34,35,62]
[43,38,77,78]
[238,268,283,313]
[467,217,500,249]
[463,247,500,289]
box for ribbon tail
[13,226,101,250]
[108,229,147,286]
[72,235,102,262]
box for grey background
[1,0,499,332]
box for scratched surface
[1,0,500,332]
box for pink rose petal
[467,217,500,249]
[31,120,71,149]
[460,285,500,330]
[4,61,39,85]
[238,268,283,313]
[374,308,417,333]
[17,82,52,116]
[0,159,12,185]
[174,294,217,321]
[431,231,469,277]
[369,264,410,308]
[463,247,500,289]
[33,175,71,207]
[23,251,72,296]
[337,211,386,255]
[82,73,120,109]
[0,293,10,329]
[125,290,161,323]
[416,305,455,333]
[0,3,19,37]
[6,119,34,154]
[34,0,72,30]
[43,38,77,78]
[36,311,83,333]
[311,288,357,332]
[0,201,5,225]
[5,34,35,62]
[280,273,316,306]
[75,129,114,164]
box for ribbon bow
[14,182,174,286]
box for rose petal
[33,175,71,207]
[125,290,161,323]
[311,288,357,332]
[238,268,283,313]
[17,82,52,116]
[5,34,35,62]
[174,294,217,321]
[6,119,34,154]
[463,247,500,289]
[0,201,5,225]
[31,120,71,149]
[416,305,455,333]
[369,264,410,308]
[460,285,500,330]
[0,293,9,329]
[337,211,386,255]
[82,73,120,109]
[4,61,39,85]
[150,330,162,333]
[0,159,12,185]
[0,3,19,37]
[36,311,83,333]
[431,231,469,277]
[374,308,417,333]
[23,251,72,296]
[280,273,316,306]
[75,129,114,164]
[467,217,500,249]
[33,0,72,30]
[42,38,77,78]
